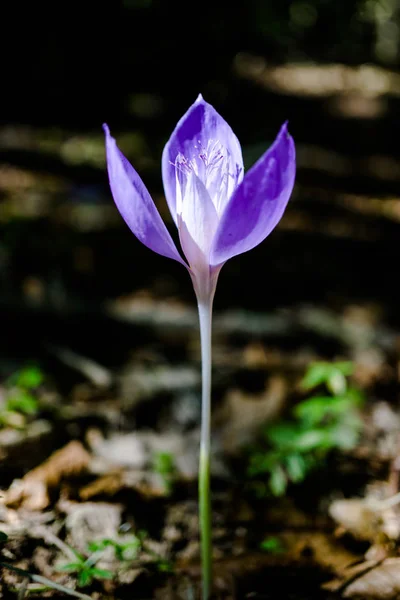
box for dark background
[1,0,400,369]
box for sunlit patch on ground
[234,55,400,118]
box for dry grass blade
[0,561,92,600]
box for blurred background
[1,0,400,394]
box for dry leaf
[5,440,91,510]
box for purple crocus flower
[104,94,295,599]
[103,94,295,300]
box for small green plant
[259,536,285,554]
[152,557,174,573]
[57,548,113,588]
[0,366,45,429]
[152,451,177,494]
[87,531,173,574]
[88,534,142,561]
[248,361,364,496]
[0,532,92,600]
[8,366,45,389]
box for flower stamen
[171,140,241,215]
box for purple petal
[162,95,243,223]
[210,123,296,266]
[104,124,187,267]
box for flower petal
[210,123,296,266]
[162,94,243,223]
[104,124,187,266]
[178,172,218,273]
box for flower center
[174,140,239,215]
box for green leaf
[260,536,285,553]
[70,547,86,562]
[152,451,175,475]
[300,363,332,390]
[294,395,359,426]
[269,465,287,496]
[285,453,307,482]
[247,449,280,476]
[11,366,44,389]
[57,562,82,572]
[89,568,114,580]
[294,396,334,425]
[300,361,353,392]
[119,539,141,560]
[87,539,112,553]
[77,571,92,587]
[87,536,141,561]
[265,423,300,449]
[326,372,347,396]
[345,387,365,405]
[155,560,173,573]
[7,390,38,415]
[294,428,332,451]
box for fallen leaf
[5,441,91,510]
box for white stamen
[172,140,242,215]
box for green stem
[197,296,214,600]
